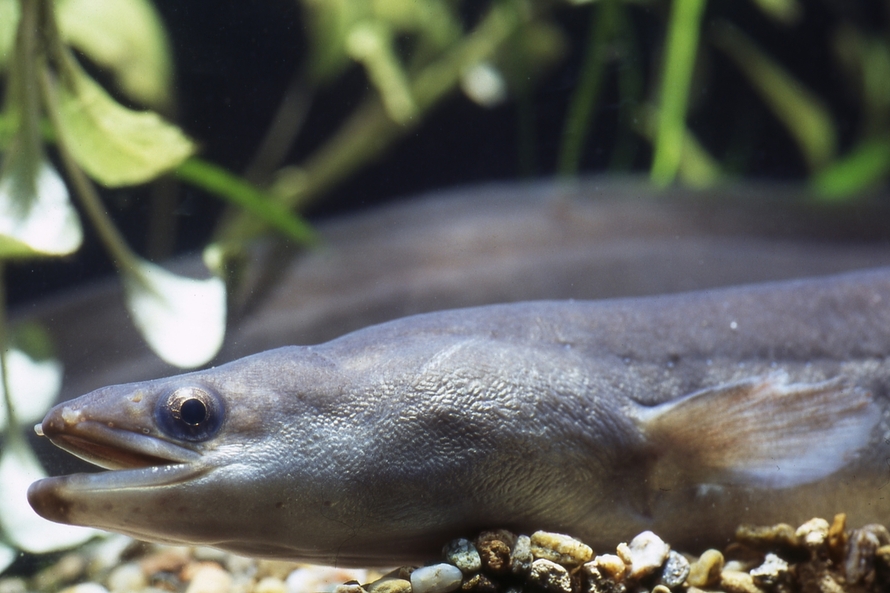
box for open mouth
[37,418,202,471]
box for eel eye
[156,386,224,442]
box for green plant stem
[650,0,707,187]
[214,0,526,247]
[175,158,318,245]
[39,68,142,275]
[558,0,618,177]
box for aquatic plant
[0,0,888,575]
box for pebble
[749,553,789,589]
[410,563,463,593]
[797,561,845,593]
[139,546,192,575]
[286,567,369,593]
[255,576,289,593]
[827,513,847,562]
[476,534,512,576]
[460,573,498,593]
[845,525,889,585]
[796,518,830,549]
[0,578,27,593]
[591,554,626,581]
[334,583,366,593]
[719,570,764,593]
[529,531,593,567]
[443,539,481,574]
[659,550,689,588]
[735,523,798,550]
[367,576,413,593]
[686,549,724,588]
[527,559,571,593]
[58,584,109,593]
[616,531,669,580]
[105,562,147,593]
[183,563,232,593]
[33,553,88,590]
[510,535,532,576]
[580,564,626,593]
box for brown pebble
[139,546,192,575]
[478,539,512,576]
[255,559,303,580]
[476,530,518,550]
[826,513,847,564]
[334,583,366,593]
[735,523,799,550]
[461,573,499,593]
[32,553,88,590]
[686,549,723,588]
[367,577,412,593]
[719,570,765,593]
[529,531,593,567]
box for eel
[27,267,890,566]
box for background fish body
[28,267,890,566]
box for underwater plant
[0,0,889,576]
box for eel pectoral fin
[636,373,879,490]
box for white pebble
[618,531,670,580]
[106,562,146,593]
[59,584,109,593]
[443,538,481,573]
[185,564,232,593]
[527,559,571,593]
[255,577,288,593]
[410,563,463,593]
[286,567,368,593]
[796,518,830,548]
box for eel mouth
[38,418,202,470]
[28,414,209,525]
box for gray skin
[28,267,890,566]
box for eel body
[28,267,890,566]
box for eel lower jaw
[27,463,209,526]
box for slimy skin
[28,268,890,566]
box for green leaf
[811,139,890,200]
[55,0,173,109]
[0,0,17,72]
[0,438,98,553]
[0,348,62,432]
[0,157,83,257]
[122,259,226,368]
[52,52,195,187]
